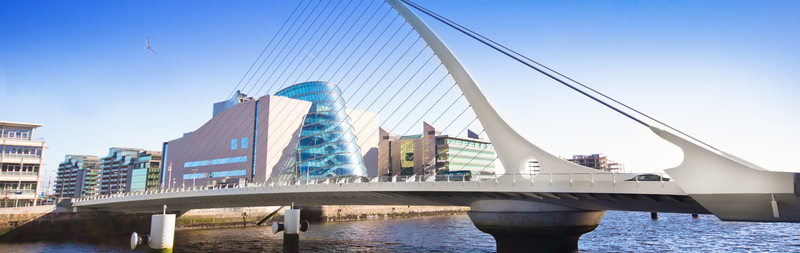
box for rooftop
[0,121,43,128]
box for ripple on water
[1,211,799,252]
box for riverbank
[0,204,469,240]
[176,205,468,230]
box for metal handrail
[74,172,672,202]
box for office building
[127,151,162,192]
[378,123,496,176]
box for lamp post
[192,168,197,188]
[167,163,172,189]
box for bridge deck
[72,174,710,214]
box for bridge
[69,0,800,252]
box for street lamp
[192,168,197,188]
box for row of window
[437,147,495,156]
[184,156,248,168]
[435,138,491,148]
[437,154,496,162]
[182,169,247,180]
[1,130,31,140]
[1,163,39,172]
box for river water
[2,211,800,252]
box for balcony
[0,173,38,182]
[0,138,44,146]
[1,153,41,159]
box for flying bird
[145,36,157,55]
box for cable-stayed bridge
[69,0,800,251]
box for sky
[1,0,798,187]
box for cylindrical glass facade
[275,81,367,181]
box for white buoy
[149,205,176,249]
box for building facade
[378,122,496,177]
[126,151,162,192]
[55,155,100,198]
[567,154,625,172]
[0,121,46,207]
[99,148,142,195]
[163,82,379,188]
[273,82,369,183]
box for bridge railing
[72,172,673,203]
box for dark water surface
[2,211,800,252]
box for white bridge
[73,169,800,222]
[69,0,800,251]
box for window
[231,139,238,150]
[241,137,248,149]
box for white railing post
[613,173,617,187]
[530,172,534,186]
[569,173,573,187]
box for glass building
[274,81,367,182]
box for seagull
[145,36,157,55]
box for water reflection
[173,215,495,252]
[2,211,800,252]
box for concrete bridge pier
[467,200,605,253]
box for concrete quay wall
[305,205,468,222]
[0,205,467,241]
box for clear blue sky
[1,0,798,184]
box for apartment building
[567,153,625,172]
[55,155,100,198]
[0,121,46,207]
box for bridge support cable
[298,55,457,180]
[266,8,438,184]
[291,0,377,84]
[399,0,721,152]
[259,27,423,158]
[314,7,398,82]
[161,0,313,189]
[285,0,362,86]
[341,36,424,109]
[336,79,459,179]
[253,0,476,184]
[225,0,308,102]
[162,0,489,189]
[339,91,472,180]
[251,0,341,97]
[265,0,350,95]
[177,0,390,184]
[246,4,406,181]
[244,0,339,97]
[259,13,443,183]
[164,0,341,189]
[244,0,327,97]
